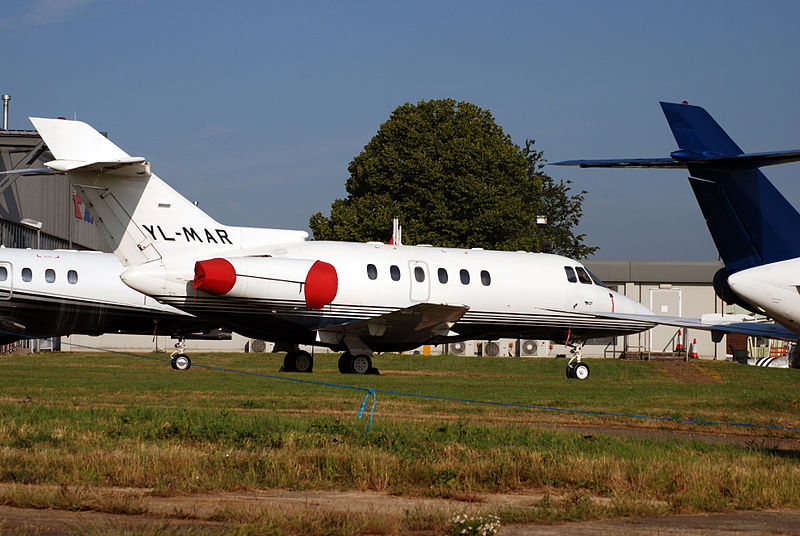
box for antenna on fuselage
[390,217,402,246]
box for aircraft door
[408,260,430,302]
[0,262,12,299]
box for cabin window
[564,266,577,283]
[67,270,78,285]
[0,267,6,281]
[21,268,32,282]
[45,269,55,283]
[480,270,491,286]
[414,266,425,282]
[367,264,377,280]
[460,269,470,285]
[390,265,401,281]
[438,268,448,284]
[575,266,592,284]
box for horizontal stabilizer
[554,158,683,168]
[44,157,148,177]
[555,151,800,170]
[0,168,61,176]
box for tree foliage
[309,99,597,258]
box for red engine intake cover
[304,260,338,309]
[193,258,236,295]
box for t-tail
[555,102,800,274]
[28,117,307,266]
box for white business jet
[21,116,794,379]
[0,247,229,367]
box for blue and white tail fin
[30,117,307,266]
[555,102,800,273]
[661,102,800,272]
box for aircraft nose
[612,291,653,316]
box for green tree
[309,99,597,258]
[523,140,598,259]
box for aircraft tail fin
[30,117,307,266]
[659,101,743,157]
[659,103,800,271]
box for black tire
[294,350,313,373]
[338,352,354,374]
[352,354,372,375]
[283,351,299,372]
[574,363,590,380]
[566,363,575,379]
[173,354,191,371]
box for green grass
[1,351,799,534]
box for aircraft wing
[537,308,800,341]
[317,303,469,347]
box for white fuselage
[121,240,655,350]
[0,248,213,342]
[728,258,800,332]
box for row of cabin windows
[0,266,79,285]
[563,266,607,288]
[367,264,491,286]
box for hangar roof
[584,260,723,284]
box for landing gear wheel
[566,363,576,379]
[283,351,298,372]
[172,353,191,371]
[351,354,372,375]
[170,338,190,371]
[338,352,354,374]
[294,350,313,373]
[573,362,590,380]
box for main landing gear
[338,352,378,375]
[170,338,191,371]
[282,349,314,373]
[565,341,590,380]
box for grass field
[1,351,799,535]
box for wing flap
[317,303,469,348]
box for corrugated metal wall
[0,130,108,251]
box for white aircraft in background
[0,247,229,368]
[16,116,799,380]
[556,101,800,368]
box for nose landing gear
[565,341,589,380]
[170,338,191,371]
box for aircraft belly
[0,292,211,340]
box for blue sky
[2,0,799,259]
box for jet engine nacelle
[712,268,758,314]
[193,256,338,309]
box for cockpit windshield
[585,268,608,288]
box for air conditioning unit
[485,341,501,357]
[521,339,538,356]
[449,340,475,356]
[520,339,549,357]
[250,339,267,352]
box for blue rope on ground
[358,389,377,437]
[3,330,799,434]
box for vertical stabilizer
[660,103,800,271]
[31,117,307,266]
